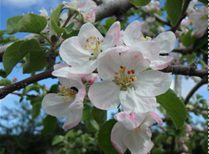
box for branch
[172,47,193,55]
[160,65,208,78]
[184,77,207,105]
[12,92,37,98]
[95,0,133,21]
[170,0,191,33]
[0,69,54,99]
[154,13,171,27]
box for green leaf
[5,13,47,34]
[156,89,187,129]
[50,19,65,34]
[65,22,75,34]
[3,40,27,75]
[51,4,64,22]
[23,84,40,95]
[0,148,5,154]
[92,107,107,125]
[5,15,23,34]
[129,0,151,6]
[52,135,64,145]
[181,30,195,47]
[0,78,12,86]
[98,119,118,154]
[0,70,7,78]
[105,18,116,29]
[31,102,41,119]
[166,0,183,26]
[43,115,57,135]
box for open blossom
[111,111,163,154]
[88,48,172,113]
[119,20,176,70]
[60,21,121,75]
[42,63,85,129]
[63,0,97,22]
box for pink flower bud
[186,124,192,132]
[180,140,185,144]
[12,77,17,82]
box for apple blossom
[119,20,176,70]
[81,73,99,84]
[42,63,86,129]
[142,0,160,12]
[62,0,97,22]
[111,111,163,154]
[88,47,172,113]
[59,21,121,75]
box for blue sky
[0,0,207,130]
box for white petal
[132,41,160,61]
[120,88,157,114]
[63,86,86,129]
[123,129,153,154]
[111,122,128,154]
[114,112,138,130]
[60,37,90,66]
[69,60,97,75]
[135,70,172,96]
[97,48,150,80]
[102,21,123,50]
[88,81,121,110]
[124,20,143,46]
[78,22,104,46]
[154,31,176,53]
[150,56,174,70]
[42,94,74,117]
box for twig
[170,0,191,33]
[184,77,207,105]
[12,92,37,98]
[154,13,171,27]
[172,47,193,55]
[0,69,54,99]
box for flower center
[140,36,152,41]
[58,86,78,104]
[113,65,137,91]
[84,36,104,60]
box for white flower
[88,47,172,113]
[111,111,163,154]
[59,21,121,75]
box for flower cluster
[42,12,176,153]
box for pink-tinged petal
[88,81,121,110]
[132,41,160,61]
[135,70,172,96]
[123,129,153,154]
[78,22,104,46]
[123,20,143,46]
[114,112,138,130]
[97,47,150,80]
[60,37,91,66]
[69,60,97,75]
[42,94,74,117]
[63,86,85,129]
[150,56,174,70]
[154,31,176,53]
[120,88,157,114]
[78,1,97,12]
[111,122,128,154]
[102,21,123,50]
[186,124,192,132]
[148,111,163,125]
[54,63,69,70]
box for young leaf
[129,0,151,6]
[181,29,195,47]
[65,22,75,34]
[156,89,187,129]
[92,107,107,125]
[166,0,183,26]
[0,78,12,86]
[50,4,64,22]
[98,119,118,154]
[52,135,64,145]
[31,102,41,119]
[23,84,40,95]
[43,115,57,135]
[50,18,65,34]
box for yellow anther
[131,70,135,74]
[127,71,131,74]
[146,36,152,40]
[86,38,90,42]
[101,40,104,42]
[115,72,119,75]
[92,36,96,39]
[57,93,62,96]
[120,66,124,69]
[119,69,124,73]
